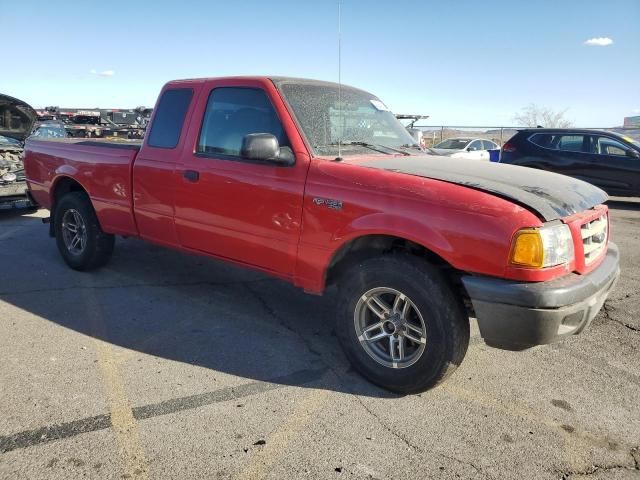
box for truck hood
[347,155,607,221]
[0,94,38,142]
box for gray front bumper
[461,243,620,350]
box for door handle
[183,170,200,182]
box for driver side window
[197,87,290,158]
[468,140,483,151]
[594,136,631,156]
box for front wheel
[335,256,469,394]
[54,192,115,271]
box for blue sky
[2,0,638,126]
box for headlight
[510,223,574,268]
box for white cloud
[90,69,115,77]
[584,37,613,46]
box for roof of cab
[164,76,371,95]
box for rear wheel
[335,255,469,393]
[54,192,115,271]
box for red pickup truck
[23,77,620,393]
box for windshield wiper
[400,143,424,151]
[320,141,410,156]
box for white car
[431,137,499,161]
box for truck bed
[34,137,143,150]
[24,138,140,237]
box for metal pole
[440,126,444,143]
[337,0,342,159]
[500,127,503,145]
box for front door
[174,80,309,277]
[464,140,486,160]
[586,134,640,196]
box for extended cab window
[197,87,290,158]
[147,88,193,149]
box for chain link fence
[409,126,640,148]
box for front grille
[581,214,608,264]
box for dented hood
[348,155,608,221]
[0,94,38,142]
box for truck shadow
[0,211,398,398]
[0,207,39,220]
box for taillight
[502,143,517,153]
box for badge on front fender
[312,197,343,210]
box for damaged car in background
[0,94,37,210]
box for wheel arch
[324,234,471,314]
[49,176,91,237]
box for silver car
[432,137,499,161]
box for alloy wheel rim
[61,209,87,255]
[353,287,427,369]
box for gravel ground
[0,203,638,480]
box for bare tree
[513,104,573,128]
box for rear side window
[197,87,289,158]
[528,133,554,148]
[529,133,587,152]
[556,135,586,152]
[147,88,193,149]
[482,140,497,150]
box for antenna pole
[337,0,342,159]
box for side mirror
[466,147,472,152]
[626,149,640,159]
[240,133,293,165]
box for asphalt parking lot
[0,204,638,480]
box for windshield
[620,135,640,148]
[277,82,417,156]
[32,125,67,139]
[434,139,472,150]
[0,135,21,146]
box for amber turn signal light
[510,229,544,268]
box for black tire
[335,255,469,394]
[54,191,115,271]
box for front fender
[294,158,543,294]
[332,212,455,260]
[294,211,459,295]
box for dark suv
[500,129,640,197]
